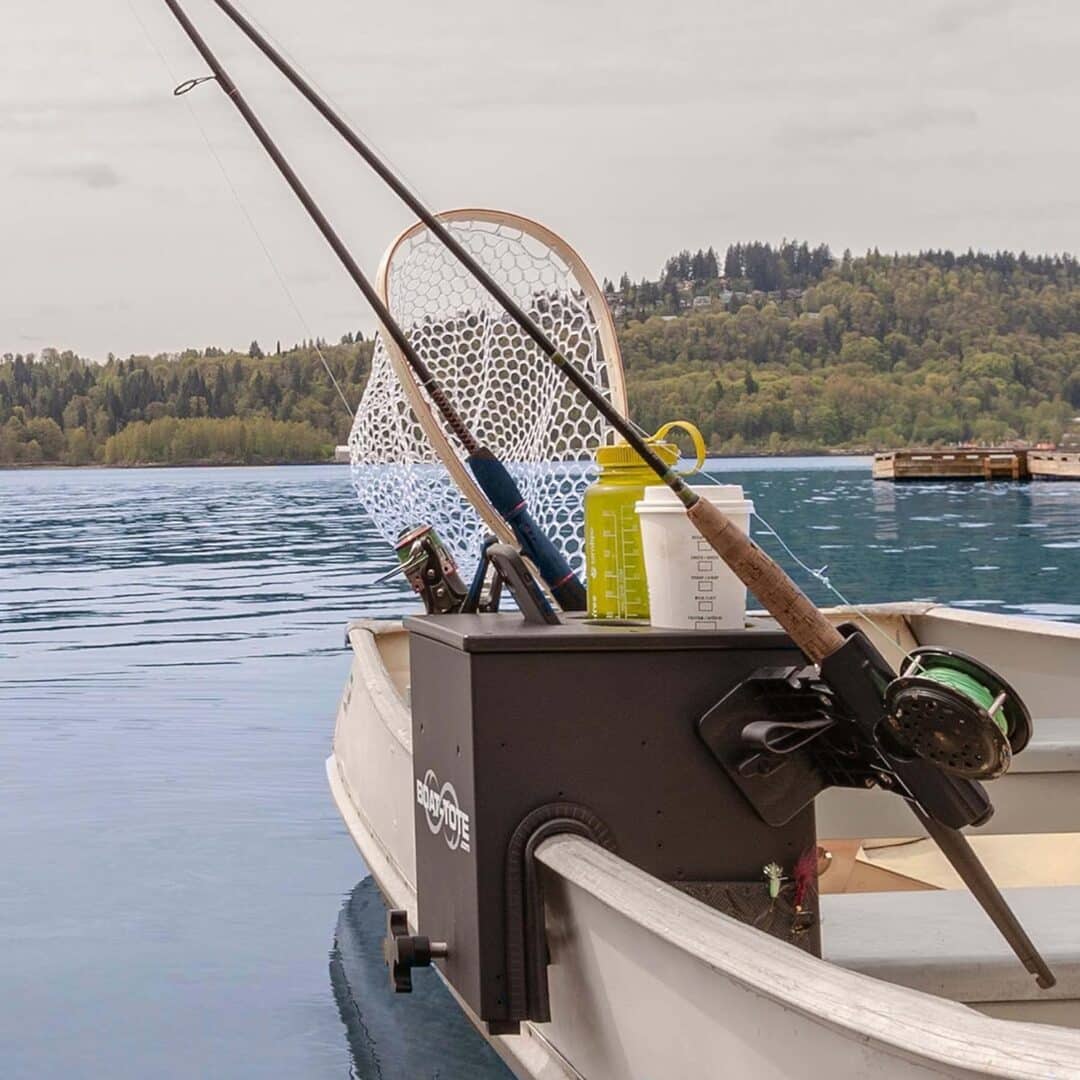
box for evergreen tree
[724,244,742,280]
[2,244,1079,464]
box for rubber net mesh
[349,216,619,577]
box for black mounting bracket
[698,624,995,830]
[699,665,852,826]
[499,803,616,1031]
[463,539,560,625]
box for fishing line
[226,1,437,218]
[751,507,912,664]
[206,0,657,443]
[918,666,1007,732]
[742,495,1009,723]
[125,0,356,418]
[698,463,910,661]
[155,0,591,610]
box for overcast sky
[3,0,1079,360]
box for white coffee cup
[635,484,754,630]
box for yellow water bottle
[585,421,706,619]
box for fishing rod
[198,0,842,650]
[161,0,1053,986]
[159,0,586,613]
[204,3,650,423]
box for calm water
[2,460,1078,1079]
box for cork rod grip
[686,498,845,664]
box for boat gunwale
[536,834,1080,1079]
[910,605,1080,640]
[817,602,1080,642]
[345,619,412,752]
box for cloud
[929,0,1013,35]
[15,162,123,190]
[783,106,979,150]
[0,92,168,133]
[3,0,1077,359]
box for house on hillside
[1061,418,1080,450]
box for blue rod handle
[467,451,587,612]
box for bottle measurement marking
[598,504,647,611]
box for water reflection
[331,879,511,1079]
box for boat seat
[821,885,1080,1004]
[1009,718,1080,773]
[818,718,1080,837]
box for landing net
[349,210,627,577]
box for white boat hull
[328,608,1080,1079]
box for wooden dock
[873,447,1080,481]
[1028,451,1080,480]
[872,449,1029,481]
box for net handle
[373,207,629,547]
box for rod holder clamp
[383,909,448,993]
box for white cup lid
[638,483,751,509]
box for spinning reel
[879,647,1032,781]
[381,524,558,625]
[387,525,469,614]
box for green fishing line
[921,666,1008,734]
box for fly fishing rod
[197,0,837,650]
[161,0,1053,987]
[159,0,586,613]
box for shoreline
[0,459,347,471]
[0,450,876,472]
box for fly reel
[879,647,1032,780]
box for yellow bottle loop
[652,420,707,476]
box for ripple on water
[0,465,420,1079]
[1010,602,1080,620]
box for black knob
[382,909,448,993]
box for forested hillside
[0,338,371,465]
[3,245,1080,464]
[606,244,1080,451]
